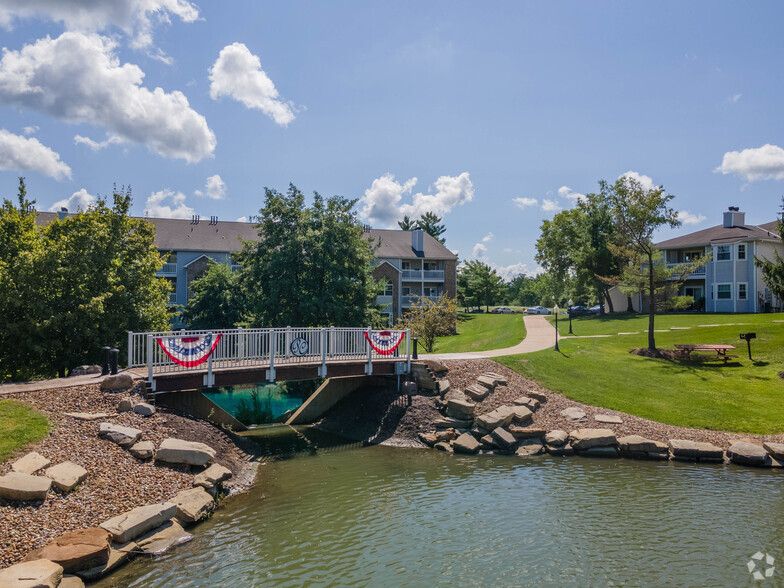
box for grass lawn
[434,312,527,353]
[0,399,50,462]
[497,312,784,434]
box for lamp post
[567,298,574,335]
[553,304,560,351]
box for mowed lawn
[0,399,49,462]
[434,312,526,353]
[497,312,784,434]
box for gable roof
[656,221,781,249]
[367,229,457,260]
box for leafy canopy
[754,197,784,303]
[395,295,457,353]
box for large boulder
[25,528,111,573]
[60,576,85,588]
[434,417,474,429]
[193,464,232,489]
[668,439,724,462]
[491,427,517,450]
[435,428,459,443]
[516,439,545,457]
[763,442,784,461]
[617,435,669,459]
[453,433,480,454]
[527,391,547,403]
[727,441,770,467]
[44,462,88,492]
[99,373,134,392]
[116,397,135,412]
[98,423,142,447]
[483,372,508,386]
[129,441,155,460]
[135,519,193,556]
[0,472,52,501]
[510,406,533,424]
[74,542,137,581]
[64,413,110,422]
[547,443,574,456]
[417,432,437,447]
[11,451,51,475]
[100,502,177,543]
[475,406,515,430]
[476,375,498,391]
[545,430,569,447]
[508,425,547,439]
[560,407,587,423]
[133,403,156,417]
[172,487,215,524]
[464,384,490,402]
[0,559,63,588]
[514,396,540,412]
[445,397,476,420]
[595,414,622,424]
[569,429,617,451]
[156,439,216,467]
[71,365,101,376]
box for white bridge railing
[128,326,411,388]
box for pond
[95,427,784,586]
[203,380,320,425]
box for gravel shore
[0,384,256,568]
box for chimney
[411,228,424,255]
[723,206,745,228]
[57,207,68,220]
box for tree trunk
[647,251,656,351]
[58,366,66,378]
[626,295,634,313]
[604,287,614,314]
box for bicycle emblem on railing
[156,333,222,367]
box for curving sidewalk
[421,315,557,360]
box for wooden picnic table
[674,344,738,363]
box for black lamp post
[567,298,574,335]
[554,304,560,351]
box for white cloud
[0,0,199,49]
[74,133,124,151]
[145,189,194,219]
[557,185,586,202]
[678,210,706,226]
[482,232,494,243]
[49,188,95,212]
[209,43,295,126]
[0,128,71,179]
[513,197,537,209]
[471,242,487,259]
[541,199,562,212]
[194,174,226,200]
[503,248,512,253]
[730,93,742,103]
[22,125,38,135]
[491,262,533,281]
[358,172,474,227]
[619,170,657,192]
[236,216,247,222]
[0,32,216,163]
[715,144,784,182]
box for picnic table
[674,344,738,363]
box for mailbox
[740,332,756,340]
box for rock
[479,435,495,448]
[444,397,476,420]
[171,487,215,524]
[193,464,232,489]
[510,405,533,424]
[516,439,544,457]
[464,384,490,402]
[668,439,724,461]
[491,427,517,450]
[11,451,51,474]
[483,372,508,386]
[513,396,540,411]
[64,412,111,421]
[545,430,569,446]
[727,441,770,466]
[569,429,617,451]
[60,576,85,588]
[560,407,587,422]
[508,425,547,439]
[433,441,453,452]
[24,528,110,573]
[135,519,193,555]
[475,406,515,430]
[44,461,88,492]
[469,426,490,439]
[98,423,142,447]
[129,441,155,460]
[0,472,52,501]
[578,446,619,458]
[437,379,450,394]
[156,438,216,466]
[71,365,101,376]
[763,442,784,461]
[116,397,135,412]
[594,414,623,424]
[434,417,474,429]
[453,432,481,455]
[417,432,438,447]
[0,559,63,588]
[74,542,137,580]
[435,428,459,443]
[99,373,134,392]
[100,502,177,543]
[527,391,547,403]
[476,375,498,390]
[547,443,574,456]
[133,402,156,416]
[617,435,668,455]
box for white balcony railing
[423,270,444,280]
[402,269,421,280]
[159,263,177,274]
[402,295,441,306]
[666,263,706,276]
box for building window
[716,246,731,261]
[423,286,440,297]
[383,282,394,296]
[166,278,177,304]
[402,286,411,296]
[738,283,747,300]
[717,284,732,300]
[737,244,746,260]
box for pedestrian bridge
[127,326,411,392]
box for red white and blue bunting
[364,330,405,355]
[156,333,222,367]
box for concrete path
[0,369,141,395]
[422,315,557,360]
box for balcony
[159,262,177,274]
[402,269,421,280]
[401,269,445,281]
[423,270,444,280]
[666,263,706,277]
[376,295,393,306]
[402,295,440,306]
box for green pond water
[203,383,310,423]
[95,427,784,587]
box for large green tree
[395,295,457,353]
[462,260,505,311]
[240,184,380,327]
[182,261,246,329]
[754,197,784,305]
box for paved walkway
[0,369,141,395]
[422,315,557,360]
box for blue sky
[1,1,783,279]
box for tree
[397,216,417,231]
[602,175,681,351]
[754,197,784,305]
[463,260,505,311]
[240,184,380,327]
[395,295,457,353]
[182,261,246,329]
[416,212,446,244]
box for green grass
[497,312,784,434]
[434,312,527,353]
[0,399,50,462]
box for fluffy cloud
[358,172,474,227]
[482,232,494,243]
[145,189,194,219]
[513,197,537,209]
[715,144,784,182]
[236,216,247,222]
[491,262,539,281]
[678,210,706,226]
[22,125,38,135]
[557,185,586,202]
[0,0,199,49]
[471,242,487,259]
[209,43,295,126]
[619,170,657,191]
[0,128,71,179]
[49,188,95,212]
[74,133,124,151]
[0,32,216,163]
[194,174,226,200]
[541,199,562,212]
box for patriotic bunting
[364,330,405,355]
[156,333,222,367]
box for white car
[490,306,514,314]
[524,306,551,315]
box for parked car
[568,305,592,316]
[589,304,603,314]
[467,308,485,313]
[490,306,515,314]
[524,306,551,315]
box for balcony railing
[402,269,444,281]
[402,295,441,306]
[376,295,393,306]
[666,263,706,276]
[402,269,421,280]
[159,263,177,274]
[423,270,444,280]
